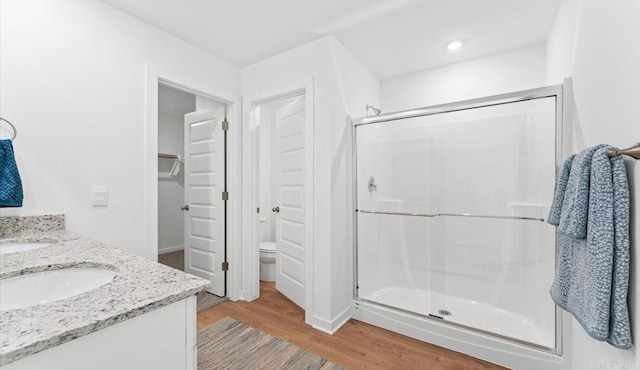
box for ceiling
[100,0,561,79]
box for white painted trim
[312,307,351,335]
[144,64,242,301]
[158,245,184,255]
[242,77,315,324]
[184,296,197,370]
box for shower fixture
[365,104,382,116]
[368,176,377,193]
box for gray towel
[548,145,632,349]
[548,154,576,226]
[557,144,607,238]
[607,154,631,348]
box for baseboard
[158,245,184,255]
[311,307,351,335]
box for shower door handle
[272,206,280,213]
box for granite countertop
[0,217,211,366]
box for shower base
[362,286,553,348]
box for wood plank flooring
[197,282,505,370]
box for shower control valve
[368,176,377,193]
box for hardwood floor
[197,282,505,370]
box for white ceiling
[100,0,561,79]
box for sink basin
[0,268,117,311]
[0,242,53,255]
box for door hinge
[222,191,229,201]
[221,261,229,271]
[221,120,229,131]
[257,207,260,213]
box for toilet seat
[259,242,276,253]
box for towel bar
[0,117,17,141]
[357,209,544,222]
[606,143,640,159]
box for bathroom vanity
[0,215,210,370]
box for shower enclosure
[352,86,564,365]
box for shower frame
[350,84,565,356]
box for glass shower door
[432,97,557,349]
[354,95,558,350]
[355,115,444,317]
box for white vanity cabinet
[3,296,197,370]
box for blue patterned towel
[557,144,607,238]
[549,145,632,349]
[607,154,631,348]
[548,154,575,226]
[0,139,23,207]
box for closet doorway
[157,83,228,298]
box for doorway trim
[243,76,315,324]
[144,64,242,301]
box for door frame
[144,64,242,301]
[242,77,315,324]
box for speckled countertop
[0,215,211,366]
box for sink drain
[438,309,452,317]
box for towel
[607,154,631,348]
[547,154,576,226]
[557,144,607,238]
[548,145,632,349]
[0,139,23,207]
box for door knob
[272,206,280,213]
[181,205,189,211]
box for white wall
[0,0,239,256]
[242,38,335,324]
[381,43,547,113]
[329,39,380,323]
[242,36,380,331]
[547,0,640,368]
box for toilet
[258,216,277,282]
[259,242,276,282]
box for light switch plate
[92,186,108,207]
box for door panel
[275,97,306,308]
[184,108,225,296]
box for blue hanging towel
[548,145,632,349]
[0,139,23,207]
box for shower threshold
[359,286,554,350]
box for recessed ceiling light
[447,40,464,51]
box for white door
[184,108,226,296]
[274,96,306,308]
